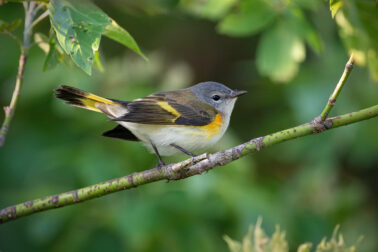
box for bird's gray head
[190,81,247,116]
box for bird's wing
[112,89,217,126]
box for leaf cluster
[180,0,377,83]
[0,0,147,75]
[330,0,378,81]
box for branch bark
[0,105,377,224]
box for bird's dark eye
[212,95,221,101]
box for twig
[33,2,46,14]
[0,51,27,146]
[23,1,36,48]
[30,9,49,30]
[320,54,355,120]
[1,31,23,48]
[0,2,38,147]
[1,105,377,224]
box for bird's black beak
[230,90,248,98]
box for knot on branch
[168,153,210,180]
[0,206,17,223]
[3,106,13,116]
[310,116,333,134]
[346,62,354,71]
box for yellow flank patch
[157,101,181,118]
[200,113,223,138]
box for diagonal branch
[1,105,377,224]
[1,55,377,224]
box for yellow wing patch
[156,101,181,118]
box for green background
[0,1,377,251]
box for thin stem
[33,2,46,14]
[320,54,355,119]
[0,104,377,224]
[1,31,23,48]
[30,9,49,30]
[23,1,36,49]
[0,2,38,147]
[0,50,27,146]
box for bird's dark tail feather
[54,85,115,113]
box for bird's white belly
[118,122,228,156]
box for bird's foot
[156,161,166,169]
[171,153,208,173]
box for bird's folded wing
[112,91,216,126]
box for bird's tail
[54,85,116,113]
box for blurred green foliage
[181,0,377,82]
[332,0,378,81]
[0,0,377,252]
[224,219,360,252]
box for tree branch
[0,105,377,224]
[0,2,37,146]
[320,54,355,120]
[1,52,377,224]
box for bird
[54,81,247,165]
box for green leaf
[43,34,61,71]
[93,50,104,72]
[335,0,378,81]
[180,0,237,20]
[0,19,21,33]
[103,18,147,61]
[217,0,277,37]
[34,32,50,53]
[356,1,378,81]
[288,8,323,53]
[330,0,343,18]
[33,31,61,71]
[292,0,319,10]
[256,23,305,83]
[48,0,111,75]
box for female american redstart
[54,82,247,165]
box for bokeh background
[0,0,377,251]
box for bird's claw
[171,153,208,173]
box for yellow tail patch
[79,93,115,112]
[55,85,115,113]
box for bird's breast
[197,113,224,138]
[118,113,230,156]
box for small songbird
[54,82,247,165]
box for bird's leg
[170,143,203,173]
[170,144,196,157]
[151,142,165,167]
